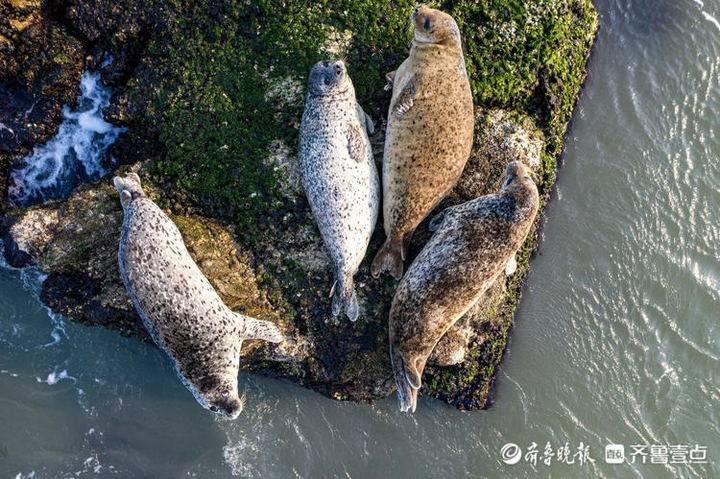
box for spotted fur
[389,162,540,412]
[371,4,474,280]
[114,173,283,419]
[299,60,380,321]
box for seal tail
[390,345,421,413]
[370,238,404,280]
[234,313,284,343]
[331,272,359,322]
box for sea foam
[9,72,126,206]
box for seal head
[412,4,462,48]
[308,60,351,97]
[113,172,144,207]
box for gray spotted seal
[299,60,380,321]
[389,161,539,412]
[371,4,474,280]
[114,172,283,418]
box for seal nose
[334,61,345,76]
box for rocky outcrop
[0,0,598,410]
[2,109,549,407]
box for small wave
[702,11,720,32]
[8,71,126,206]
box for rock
[454,109,544,201]
[2,207,61,267]
[0,109,550,409]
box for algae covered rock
[0,0,598,410]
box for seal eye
[423,17,432,31]
[209,405,218,412]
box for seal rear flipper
[331,272,359,322]
[234,313,284,343]
[370,238,404,280]
[390,346,420,413]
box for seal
[371,4,474,280]
[113,172,283,418]
[298,60,380,321]
[389,161,539,412]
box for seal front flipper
[392,76,419,118]
[384,70,396,91]
[331,270,359,321]
[346,123,366,163]
[356,104,375,135]
[428,204,461,232]
[234,312,284,343]
[370,237,405,280]
[390,345,420,413]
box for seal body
[389,161,539,412]
[114,173,283,418]
[372,4,474,280]
[299,60,379,321]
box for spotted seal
[114,172,283,418]
[299,60,379,321]
[389,161,539,412]
[371,4,474,280]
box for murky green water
[1,0,719,477]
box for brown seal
[371,4,474,280]
[389,161,539,412]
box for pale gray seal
[389,161,539,412]
[114,172,283,418]
[298,60,380,321]
[371,4,474,280]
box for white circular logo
[500,443,522,465]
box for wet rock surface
[0,0,598,410]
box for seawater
[1,0,719,477]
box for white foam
[37,368,77,385]
[9,71,126,205]
[0,122,15,137]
